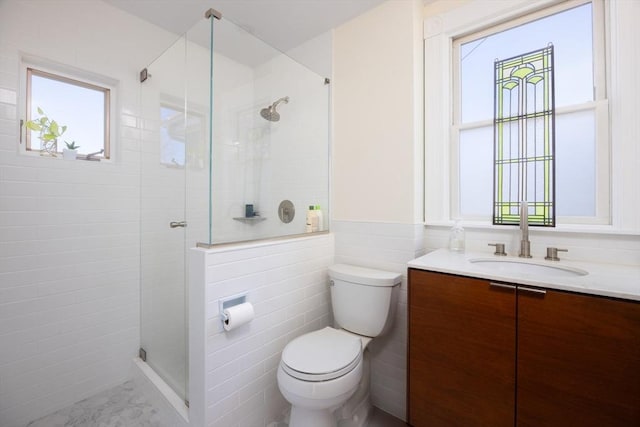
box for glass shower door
[139,35,189,401]
[139,13,213,404]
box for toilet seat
[281,327,362,382]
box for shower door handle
[169,221,187,228]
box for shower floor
[27,380,163,427]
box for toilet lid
[281,327,362,382]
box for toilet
[277,264,401,427]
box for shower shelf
[233,217,266,223]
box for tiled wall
[211,38,330,244]
[189,234,335,427]
[333,220,426,421]
[0,1,175,425]
[424,226,640,266]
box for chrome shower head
[260,96,289,122]
[260,106,279,122]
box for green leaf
[37,107,43,115]
[43,134,56,141]
[39,117,47,125]
[25,121,41,131]
[65,140,79,150]
[50,121,59,136]
[60,125,67,135]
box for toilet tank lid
[328,264,402,287]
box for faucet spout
[84,149,104,161]
[519,201,532,258]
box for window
[160,103,205,168]
[428,0,609,226]
[24,66,111,159]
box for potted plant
[25,107,67,157]
[63,140,80,160]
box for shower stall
[138,8,330,408]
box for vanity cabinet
[407,270,516,427]
[407,268,640,427]
[517,286,640,426]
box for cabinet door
[408,270,516,427]
[517,288,640,427]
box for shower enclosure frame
[138,6,331,416]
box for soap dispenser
[449,219,465,252]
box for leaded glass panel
[493,46,555,226]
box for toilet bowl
[277,264,401,427]
[277,327,367,426]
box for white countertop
[408,248,640,301]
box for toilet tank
[328,264,402,337]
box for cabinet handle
[489,282,516,291]
[519,286,546,296]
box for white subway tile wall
[424,226,640,266]
[0,1,176,426]
[333,220,426,421]
[189,234,335,427]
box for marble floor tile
[27,381,163,427]
[26,380,406,427]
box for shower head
[260,96,289,122]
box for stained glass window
[493,45,555,226]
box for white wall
[333,0,424,225]
[189,234,334,427]
[0,1,176,425]
[332,0,425,421]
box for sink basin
[469,258,588,277]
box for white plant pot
[62,148,77,161]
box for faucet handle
[545,247,568,261]
[488,243,507,256]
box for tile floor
[26,381,406,427]
[26,381,162,427]
[367,407,407,427]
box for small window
[25,67,111,159]
[160,104,205,168]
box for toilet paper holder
[219,292,248,323]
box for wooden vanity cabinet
[517,287,640,427]
[408,268,640,427]
[407,269,516,427]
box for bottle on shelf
[306,205,316,233]
[314,205,324,231]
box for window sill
[424,220,640,237]
[21,149,110,163]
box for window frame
[20,57,115,160]
[424,0,611,228]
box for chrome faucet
[83,149,104,161]
[519,201,532,258]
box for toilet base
[290,406,335,427]
[336,353,372,427]
[337,394,371,427]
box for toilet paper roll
[223,302,254,331]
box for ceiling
[104,0,389,53]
